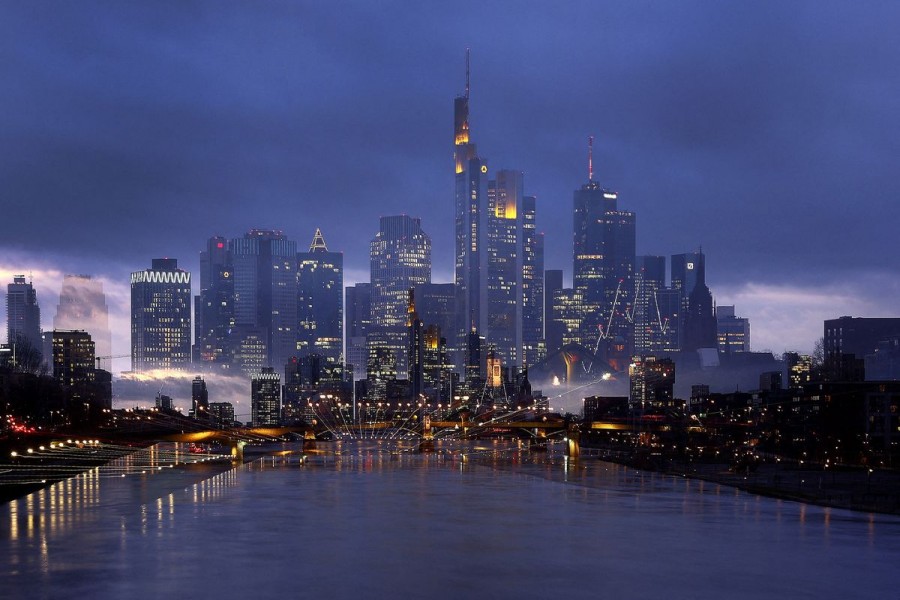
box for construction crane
[95,354,131,369]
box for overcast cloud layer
[2,1,898,362]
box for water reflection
[1,440,899,598]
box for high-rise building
[716,305,750,353]
[345,282,372,382]
[6,275,42,359]
[823,316,900,380]
[51,330,95,392]
[673,251,716,351]
[485,169,523,366]
[194,236,234,371]
[251,367,281,427]
[53,275,112,371]
[208,402,235,428]
[629,355,675,409]
[297,228,343,363]
[191,376,209,420]
[573,140,635,371]
[544,270,564,354]
[454,52,489,362]
[521,195,545,367]
[633,256,666,355]
[231,230,298,371]
[370,215,431,377]
[130,259,191,372]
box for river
[2,440,898,599]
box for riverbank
[582,446,900,515]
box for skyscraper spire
[588,135,594,182]
[309,228,328,252]
[465,47,470,99]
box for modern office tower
[454,52,489,362]
[51,330,95,395]
[651,288,681,352]
[544,269,564,354]
[369,215,431,378]
[823,316,900,380]
[672,251,717,351]
[6,274,42,358]
[345,282,372,382]
[191,376,209,420]
[759,371,782,392]
[633,256,666,354]
[231,229,298,372]
[573,140,635,371]
[130,259,191,372]
[251,367,281,426]
[366,342,397,401]
[156,393,174,412]
[464,329,484,384]
[53,275,112,371]
[208,402,235,428]
[521,195,545,367]
[195,236,234,370]
[551,289,586,349]
[716,305,750,354]
[628,355,675,409]
[297,229,343,363]
[485,169,523,367]
[422,324,450,401]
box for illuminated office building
[251,367,281,427]
[297,228,343,363]
[230,229,298,371]
[370,215,431,378]
[130,259,191,372]
[716,305,750,354]
[194,236,234,370]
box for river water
[2,440,898,599]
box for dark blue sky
[2,1,899,357]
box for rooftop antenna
[465,48,470,99]
[588,135,594,182]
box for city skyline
[2,2,899,366]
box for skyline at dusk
[3,2,900,368]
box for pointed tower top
[309,228,328,252]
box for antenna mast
[465,48,470,99]
[588,135,594,182]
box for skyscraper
[633,256,666,355]
[485,169,523,367]
[544,269,564,354]
[521,196,545,367]
[194,236,234,371]
[370,216,431,377]
[6,275,42,358]
[716,305,750,353]
[191,376,209,420]
[130,259,191,372]
[573,139,635,371]
[454,51,489,362]
[53,274,112,371]
[345,282,372,381]
[230,229,298,371]
[672,251,716,351]
[297,228,343,363]
[251,367,281,427]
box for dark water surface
[2,441,898,599]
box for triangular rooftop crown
[309,228,328,252]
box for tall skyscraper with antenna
[297,228,343,363]
[573,137,635,371]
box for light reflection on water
[1,440,899,599]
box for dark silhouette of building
[674,251,717,352]
[131,259,191,372]
[191,376,209,420]
[544,269,564,354]
[629,355,675,408]
[345,282,372,382]
[194,236,234,371]
[824,316,900,381]
[6,275,42,362]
